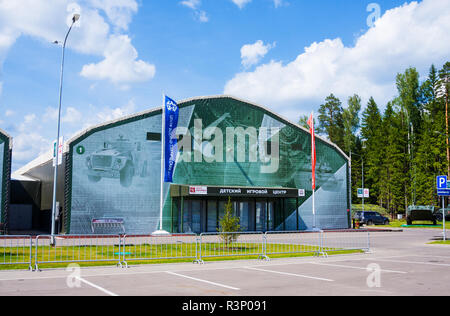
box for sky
[0,0,449,172]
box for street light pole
[50,14,80,244]
[350,151,365,217]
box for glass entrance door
[255,201,266,232]
[267,201,275,231]
[207,200,217,232]
[191,200,201,234]
[238,201,251,231]
[177,198,279,233]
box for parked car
[353,211,390,226]
[433,208,450,222]
[406,205,436,225]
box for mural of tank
[85,135,149,188]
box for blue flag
[164,95,179,183]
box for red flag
[307,113,316,190]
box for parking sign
[437,176,450,196]
[437,176,447,189]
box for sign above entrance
[185,185,304,198]
[189,186,208,195]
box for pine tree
[343,94,361,155]
[317,94,345,149]
[361,97,383,204]
[218,197,241,247]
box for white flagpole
[154,93,169,235]
[313,190,316,229]
[311,111,316,229]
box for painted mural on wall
[69,106,195,234]
[68,97,349,234]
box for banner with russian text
[164,95,179,183]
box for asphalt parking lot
[0,228,449,296]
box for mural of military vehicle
[85,135,149,187]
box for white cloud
[10,99,138,169]
[80,34,156,83]
[180,0,209,23]
[273,0,284,8]
[5,110,14,117]
[12,132,51,164]
[0,0,154,89]
[88,0,138,31]
[92,99,136,123]
[181,0,201,10]
[231,0,283,9]
[241,40,275,68]
[231,0,252,9]
[224,0,450,116]
[196,10,209,23]
[12,113,51,166]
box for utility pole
[50,14,80,245]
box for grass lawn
[428,240,450,245]
[0,242,363,270]
[353,204,390,216]
[377,219,450,229]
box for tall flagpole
[153,93,170,235]
[308,112,317,230]
[160,93,165,231]
[312,111,316,229]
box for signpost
[437,176,448,241]
[52,137,63,167]
[357,188,370,198]
[357,188,369,220]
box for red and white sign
[52,137,63,167]
[189,186,208,195]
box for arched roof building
[15,96,350,234]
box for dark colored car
[353,211,390,226]
[433,208,450,222]
[406,205,436,225]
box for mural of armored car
[85,135,150,188]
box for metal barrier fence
[198,232,267,263]
[121,234,198,267]
[0,236,33,270]
[265,231,325,257]
[321,230,370,253]
[0,230,371,271]
[34,235,122,271]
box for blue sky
[0,0,448,171]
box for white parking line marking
[409,255,450,260]
[165,271,240,290]
[310,262,407,274]
[373,258,450,267]
[244,267,334,282]
[76,277,119,296]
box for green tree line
[300,61,450,217]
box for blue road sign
[437,176,450,196]
[438,189,450,196]
[437,175,448,189]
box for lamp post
[435,130,448,241]
[350,148,365,218]
[50,14,80,244]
